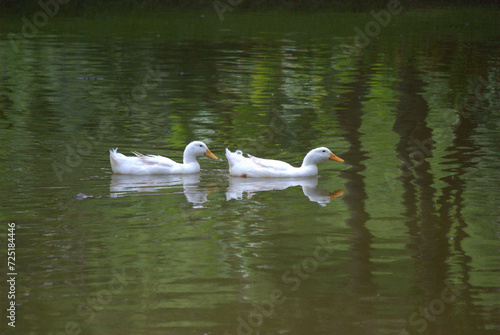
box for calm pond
[1,6,499,335]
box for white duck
[225,147,344,178]
[110,141,218,175]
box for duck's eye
[322,150,326,152]
[199,144,203,147]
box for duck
[225,147,344,178]
[109,141,218,175]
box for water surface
[1,7,499,335]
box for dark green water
[1,6,499,335]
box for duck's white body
[225,147,343,178]
[110,141,217,175]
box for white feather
[225,147,343,178]
[109,141,217,175]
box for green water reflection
[1,7,499,335]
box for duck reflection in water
[226,176,343,206]
[110,173,208,204]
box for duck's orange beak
[329,189,344,200]
[204,149,218,160]
[329,152,344,162]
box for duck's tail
[109,148,120,173]
[225,148,233,167]
[225,148,244,168]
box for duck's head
[303,147,344,166]
[185,141,218,160]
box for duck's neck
[183,151,199,165]
[299,154,319,176]
[301,152,317,168]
